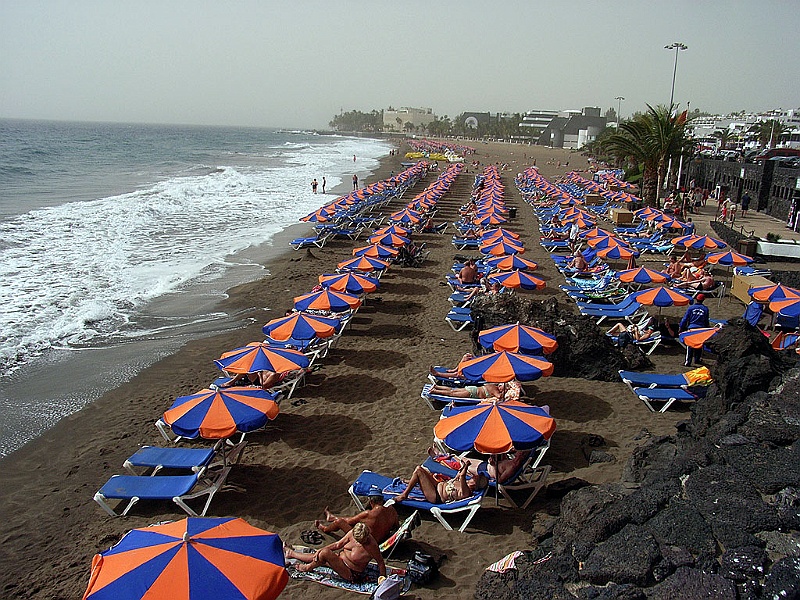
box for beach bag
[407,551,438,585]
[371,573,404,600]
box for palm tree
[601,104,693,207]
[748,119,789,148]
[711,128,733,150]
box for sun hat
[696,293,706,302]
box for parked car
[753,148,800,161]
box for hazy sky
[1,1,798,129]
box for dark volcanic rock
[470,295,651,381]
[720,441,800,494]
[684,464,779,548]
[719,545,766,582]
[645,500,716,557]
[475,552,579,600]
[761,556,800,600]
[645,566,737,600]
[580,524,661,586]
[577,583,646,599]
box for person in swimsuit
[393,462,488,504]
[285,522,385,582]
[428,379,523,402]
[314,496,399,543]
[428,448,531,484]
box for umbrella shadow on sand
[335,348,411,370]
[348,323,423,339]
[533,391,613,423]
[219,464,354,526]
[249,413,372,454]
[306,374,398,404]
[546,430,618,473]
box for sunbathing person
[429,353,475,378]
[457,259,480,284]
[665,256,683,279]
[394,462,488,504]
[285,522,385,582]
[428,379,523,401]
[675,269,715,291]
[606,322,657,341]
[567,252,588,272]
[315,496,399,543]
[429,447,530,483]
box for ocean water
[0,119,391,456]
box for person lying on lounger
[314,496,399,543]
[606,322,657,347]
[429,353,475,378]
[428,379,523,401]
[393,462,488,504]
[428,447,530,483]
[285,522,385,582]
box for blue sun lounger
[445,307,473,331]
[290,231,332,250]
[633,386,701,412]
[618,370,695,390]
[93,463,232,517]
[349,470,486,532]
[420,383,484,410]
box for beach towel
[285,547,410,596]
[684,366,712,385]
[486,551,524,573]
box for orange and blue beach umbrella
[162,387,280,439]
[480,239,525,256]
[481,227,520,241]
[318,272,379,295]
[489,269,546,291]
[615,267,671,285]
[293,289,361,313]
[367,233,410,248]
[770,296,800,318]
[215,342,309,374]
[263,311,340,341]
[434,401,556,454]
[680,327,720,349]
[706,251,753,267]
[336,255,391,273]
[352,243,399,259]
[373,224,411,237]
[83,517,287,600]
[671,235,726,250]
[630,286,692,307]
[478,323,558,355]
[457,350,554,383]
[597,245,639,260]
[749,283,800,303]
[485,254,538,272]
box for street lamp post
[614,96,625,129]
[664,42,688,108]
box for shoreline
[0,140,746,599]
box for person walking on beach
[311,179,318,194]
[353,155,356,162]
[680,294,710,366]
[352,174,358,190]
[322,177,326,193]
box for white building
[383,107,436,132]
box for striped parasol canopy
[480,239,525,256]
[434,401,556,454]
[262,311,339,341]
[770,296,800,318]
[215,342,309,374]
[706,251,753,267]
[318,272,379,294]
[293,289,362,313]
[336,255,391,273]
[672,235,727,250]
[485,254,538,272]
[352,243,399,259]
[478,323,558,355]
[367,233,410,247]
[630,286,692,307]
[162,387,280,440]
[83,517,287,600]
[749,283,800,303]
[597,245,639,260]
[457,351,554,383]
[615,267,671,285]
[680,327,720,349]
[488,269,546,291]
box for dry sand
[0,140,747,600]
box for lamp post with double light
[664,42,687,108]
[614,96,624,130]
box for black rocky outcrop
[470,294,652,381]
[475,320,800,599]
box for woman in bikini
[428,379,523,402]
[393,462,488,504]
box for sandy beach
[0,140,749,599]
